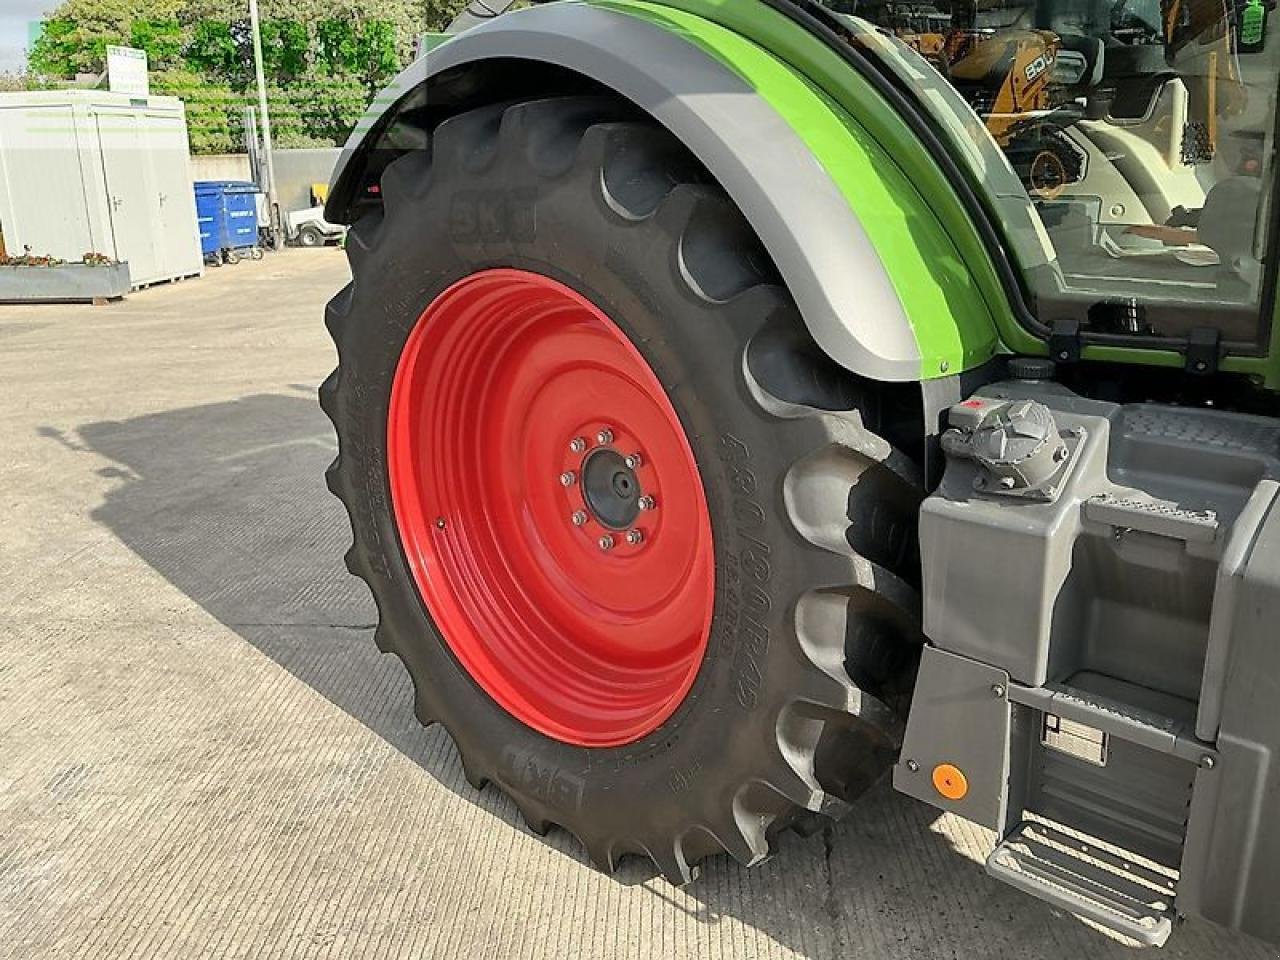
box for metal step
[987,820,1176,947]
[1083,492,1219,544]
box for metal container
[0,90,204,288]
[0,262,132,302]
[195,180,261,260]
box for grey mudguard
[327,3,924,382]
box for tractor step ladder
[987,819,1176,947]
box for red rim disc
[387,269,715,747]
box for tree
[151,69,242,154]
[184,19,242,85]
[268,69,368,148]
[24,0,478,152]
[28,0,186,76]
[315,16,399,89]
[261,19,308,83]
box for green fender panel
[327,0,1005,380]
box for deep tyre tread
[321,96,924,883]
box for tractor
[318,0,1280,948]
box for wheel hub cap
[581,448,642,530]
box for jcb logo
[1024,52,1055,83]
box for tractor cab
[830,0,1277,360]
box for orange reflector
[932,763,969,801]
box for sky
[0,0,50,73]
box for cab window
[827,0,1279,351]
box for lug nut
[624,453,642,469]
[625,529,644,546]
[638,495,656,512]
[560,471,576,487]
[597,428,614,446]
[571,511,588,527]
[569,437,587,454]
[598,535,615,552]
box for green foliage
[27,19,80,76]
[28,0,186,76]
[267,70,370,148]
[353,20,400,86]
[26,0,478,152]
[184,20,241,84]
[129,17,183,66]
[314,17,399,87]
[261,19,308,82]
[151,68,243,154]
[314,18,356,76]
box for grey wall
[189,148,343,214]
[188,154,252,185]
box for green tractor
[320,0,1280,947]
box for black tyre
[321,96,924,881]
[298,225,325,248]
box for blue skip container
[194,181,262,262]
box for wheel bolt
[597,428,614,446]
[624,453,642,469]
[560,471,576,487]
[598,534,615,551]
[571,511,588,527]
[638,496,656,512]
[625,529,644,546]
[569,437,587,454]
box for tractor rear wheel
[321,96,924,881]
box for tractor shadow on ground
[63,391,1266,960]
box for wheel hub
[581,444,642,529]
[386,269,714,747]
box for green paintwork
[421,33,451,53]
[589,0,1003,377]
[583,0,1280,389]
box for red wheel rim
[388,269,715,747]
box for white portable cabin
[0,90,203,287]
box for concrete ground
[0,250,1274,960]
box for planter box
[0,262,131,303]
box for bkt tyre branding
[449,188,537,243]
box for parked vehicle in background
[286,206,347,248]
[284,182,349,248]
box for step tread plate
[987,820,1175,948]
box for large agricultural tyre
[321,95,925,881]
